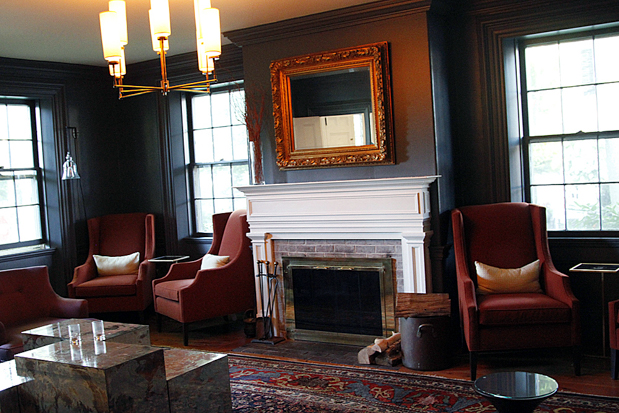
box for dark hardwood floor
[146,315,619,399]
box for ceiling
[0,0,376,67]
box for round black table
[474,371,558,413]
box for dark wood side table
[570,262,619,357]
[474,371,558,413]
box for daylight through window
[186,85,249,234]
[522,31,619,231]
[0,101,44,248]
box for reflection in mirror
[270,42,394,169]
[291,67,375,150]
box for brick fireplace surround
[237,176,438,338]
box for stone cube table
[164,348,232,413]
[15,340,168,413]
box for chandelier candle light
[99,0,221,98]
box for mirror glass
[271,42,394,169]
[291,67,375,150]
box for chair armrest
[137,260,155,283]
[0,322,7,345]
[67,258,97,297]
[542,265,579,308]
[50,297,89,318]
[610,299,619,349]
[459,276,480,349]
[153,259,202,287]
[543,264,581,345]
[136,260,155,306]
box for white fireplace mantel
[237,176,439,293]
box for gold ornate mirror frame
[270,42,395,169]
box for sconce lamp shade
[62,152,80,180]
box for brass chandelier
[99,0,221,99]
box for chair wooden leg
[470,352,477,381]
[183,323,189,346]
[157,313,162,333]
[611,348,618,380]
[573,345,582,376]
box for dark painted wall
[236,11,439,185]
[225,2,456,291]
[0,58,122,294]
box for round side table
[474,371,558,413]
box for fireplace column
[402,232,433,293]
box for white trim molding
[237,176,438,293]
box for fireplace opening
[283,257,396,345]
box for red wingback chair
[610,299,619,379]
[153,210,255,346]
[0,266,88,361]
[68,213,155,321]
[452,203,581,380]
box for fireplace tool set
[252,259,285,344]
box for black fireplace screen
[290,267,383,336]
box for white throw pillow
[93,252,140,276]
[475,259,542,295]
[200,254,230,270]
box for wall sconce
[62,127,80,181]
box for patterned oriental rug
[228,355,619,413]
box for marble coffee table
[0,359,32,411]
[6,339,232,412]
[22,318,150,351]
[15,340,168,412]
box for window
[0,101,44,248]
[185,84,250,235]
[521,30,619,231]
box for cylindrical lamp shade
[199,8,221,58]
[193,0,212,39]
[197,42,215,74]
[108,0,128,45]
[100,11,122,62]
[149,0,171,38]
[109,49,126,78]
[150,23,170,53]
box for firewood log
[357,345,377,364]
[371,332,401,353]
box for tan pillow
[200,254,230,270]
[475,259,542,294]
[93,252,140,276]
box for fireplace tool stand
[252,260,285,345]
